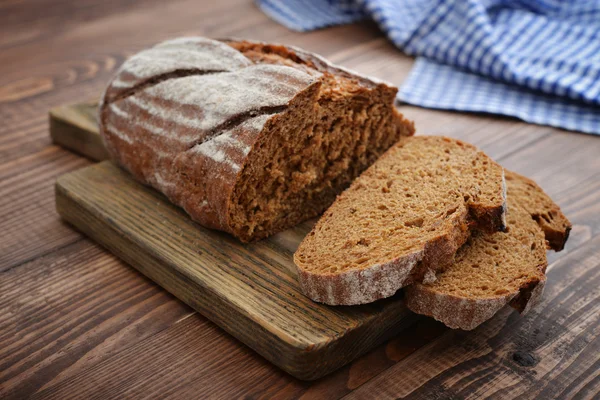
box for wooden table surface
[1,0,599,399]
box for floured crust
[404,277,547,330]
[404,171,570,330]
[101,60,317,234]
[300,250,423,305]
[404,285,519,330]
[99,37,414,242]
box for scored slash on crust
[106,68,228,104]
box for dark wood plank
[28,313,290,400]
[0,0,167,50]
[0,240,193,399]
[499,131,600,197]
[25,299,446,400]
[0,146,89,271]
[343,234,600,400]
[0,70,112,163]
[55,161,420,380]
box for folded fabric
[257,0,600,135]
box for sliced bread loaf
[404,171,571,330]
[99,37,414,242]
[294,136,507,305]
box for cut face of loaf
[404,171,571,330]
[294,136,507,305]
[99,37,415,242]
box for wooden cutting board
[51,102,418,381]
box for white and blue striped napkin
[257,0,600,135]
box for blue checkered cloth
[257,0,600,135]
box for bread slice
[100,37,414,242]
[504,173,571,251]
[294,136,507,305]
[404,171,571,330]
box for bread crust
[404,284,517,330]
[99,37,413,242]
[299,250,423,305]
[404,277,546,330]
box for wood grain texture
[344,234,600,400]
[27,316,449,400]
[0,146,89,271]
[3,0,600,397]
[55,161,419,380]
[0,240,193,399]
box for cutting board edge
[50,104,108,162]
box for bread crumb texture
[294,136,507,305]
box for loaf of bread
[294,136,507,305]
[404,171,571,330]
[99,37,414,242]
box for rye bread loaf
[404,171,571,330]
[99,37,414,242]
[294,136,507,305]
